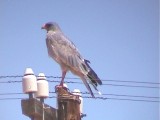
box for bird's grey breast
[46,32,62,63]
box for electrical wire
[0,96,158,102]
[0,92,159,103]
[0,79,159,89]
[0,97,23,100]
[1,91,159,99]
[0,92,23,95]
[0,75,159,102]
[0,75,159,85]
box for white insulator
[73,89,83,114]
[22,68,37,93]
[36,73,49,98]
[73,89,81,96]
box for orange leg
[60,71,66,86]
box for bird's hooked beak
[41,24,46,29]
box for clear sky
[0,0,159,120]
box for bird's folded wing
[46,32,86,72]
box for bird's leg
[60,71,66,86]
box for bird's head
[41,22,61,32]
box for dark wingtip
[87,70,102,85]
[84,59,102,85]
[98,78,102,85]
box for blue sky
[0,0,159,120]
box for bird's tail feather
[80,76,95,98]
[89,80,102,95]
[84,59,102,86]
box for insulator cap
[22,68,37,93]
[73,89,81,96]
[35,73,49,98]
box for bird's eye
[46,23,53,28]
[46,24,51,28]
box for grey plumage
[42,22,102,97]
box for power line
[80,96,159,102]
[69,91,160,99]
[1,91,159,99]
[0,97,23,100]
[0,75,159,85]
[0,80,22,83]
[101,83,159,89]
[101,93,159,99]
[101,97,159,103]
[0,79,159,89]
[62,77,160,85]
[0,95,159,103]
[0,75,23,79]
[0,92,23,95]
[0,92,159,103]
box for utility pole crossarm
[21,68,83,120]
[21,98,57,120]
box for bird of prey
[41,22,102,97]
